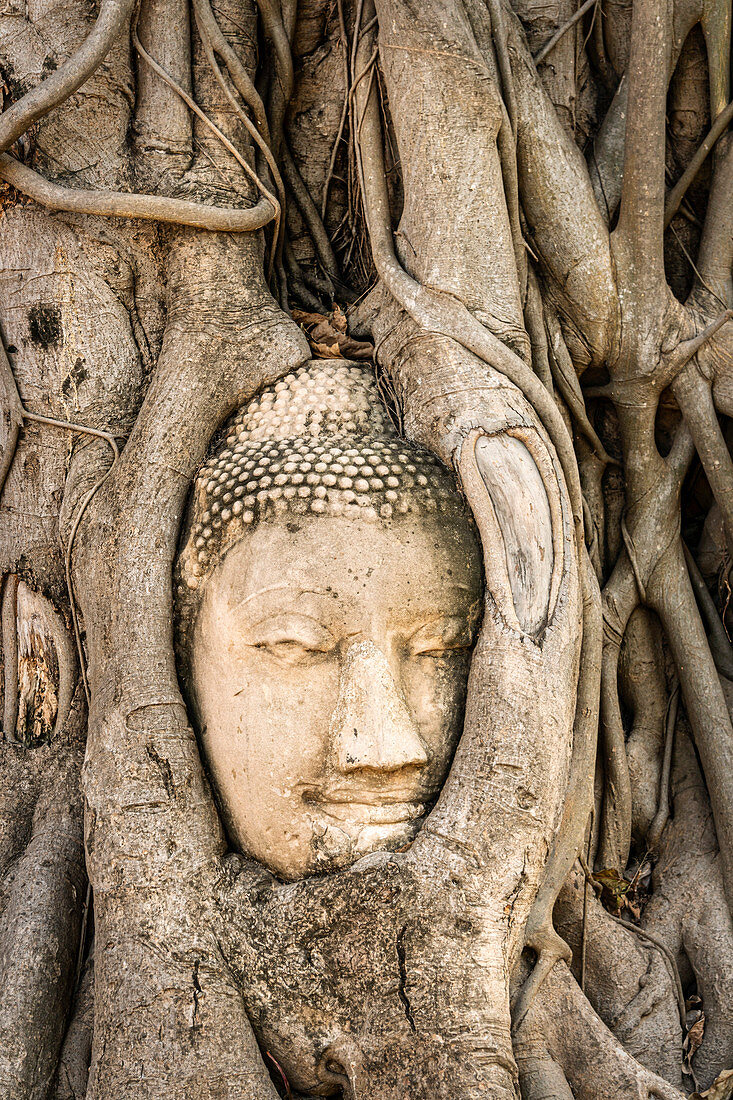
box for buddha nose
[329,640,429,773]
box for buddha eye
[407,616,475,659]
[413,643,472,659]
[247,613,337,662]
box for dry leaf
[310,320,337,341]
[689,1067,733,1100]
[684,1013,706,1077]
[337,336,374,360]
[312,341,342,359]
[292,306,374,362]
[331,304,348,333]
[291,309,327,325]
[593,867,629,915]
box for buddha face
[189,511,482,879]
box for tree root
[545,305,616,467]
[513,551,602,1031]
[665,99,733,227]
[255,0,295,158]
[0,335,23,504]
[647,682,679,850]
[281,140,341,291]
[0,154,277,232]
[0,742,87,1100]
[517,962,686,1099]
[192,0,270,137]
[515,1032,574,1100]
[74,230,308,1098]
[54,952,94,1100]
[555,866,683,1086]
[534,0,597,65]
[192,0,287,275]
[643,728,733,1089]
[0,0,135,156]
[607,916,686,1027]
[619,608,669,839]
[683,543,733,680]
[132,24,280,229]
[352,7,584,540]
[598,557,638,870]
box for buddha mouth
[317,800,426,825]
[301,787,427,825]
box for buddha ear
[458,428,565,637]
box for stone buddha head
[175,361,483,880]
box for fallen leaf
[338,336,374,360]
[331,304,348,332]
[312,340,342,358]
[310,320,338,341]
[291,309,328,325]
[292,306,374,362]
[594,867,629,914]
[689,1067,733,1100]
[683,1013,706,1076]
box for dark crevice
[145,743,175,799]
[191,959,202,1039]
[396,925,416,1033]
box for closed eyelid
[406,615,475,650]
[247,612,336,649]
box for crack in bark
[145,744,175,799]
[396,925,416,1033]
[191,959,202,1039]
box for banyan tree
[1,0,732,1095]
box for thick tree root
[54,954,94,1100]
[77,233,308,1100]
[555,868,683,1087]
[0,154,277,232]
[643,728,733,1089]
[0,739,86,1100]
[517,963,686,1099]
[619,608,668,838]
[513,551,602,1030]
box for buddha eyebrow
[230,585,330,612]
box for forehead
[208,514,483,616]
